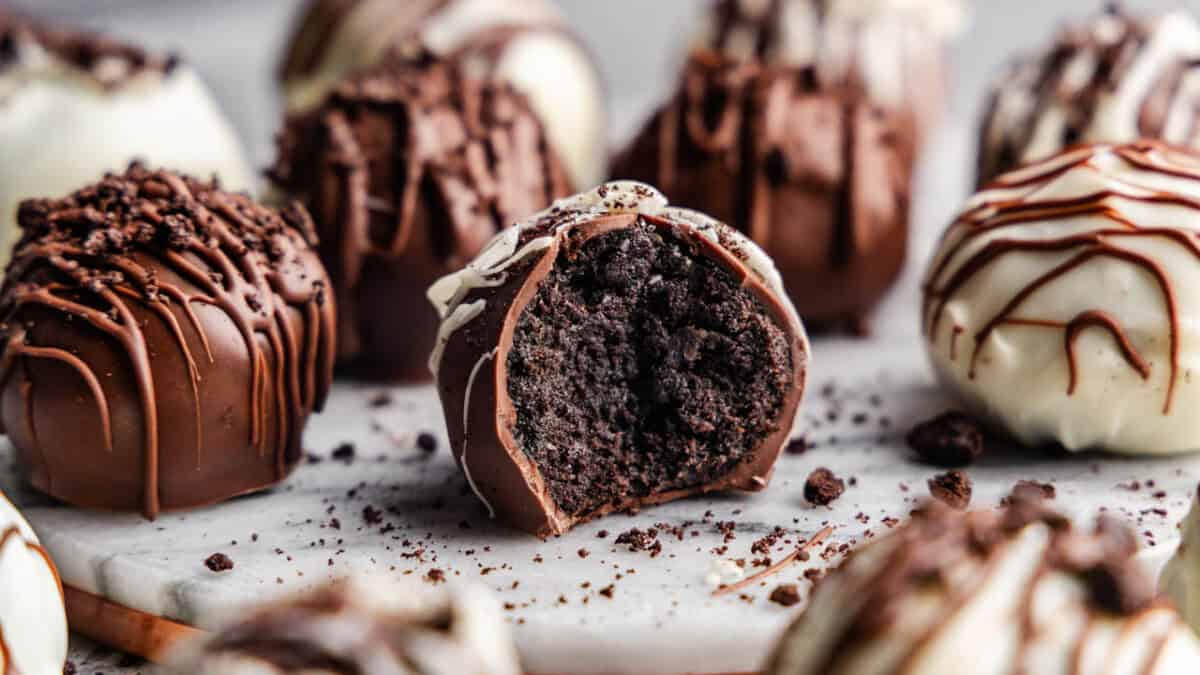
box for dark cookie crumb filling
[506,218,792,517]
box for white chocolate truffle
[978,7,1200,185]
[279,0,606,190]
[0,21,255,267]
[1163,486,1200,633]
[768,499,1200,675]
[172,577,521,675]
[0,491,67,675]
[923,142,1200,455]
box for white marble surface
[4,2,1200,671]
[0,121,1196,674]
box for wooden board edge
[64,585,203,663]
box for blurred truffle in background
[0,12,255,266]
[977,5,1200,186]
[613,0,965,334]
[279,0,607,190]
[269,52,570,382]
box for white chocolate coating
[0,491,67,675]
[0,39,255,268]
[1163,489,1200,634]
[982,10,1200,179]
[770,514,1200,675]
[282,0,606,190]
[923,142,1200,455]
[173,578,520,675]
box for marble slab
[7,123,1200,675]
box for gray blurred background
[10,0,1200,170]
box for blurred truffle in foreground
[614,0,964,332]
[977,6,1200,185]
[0,14,255,266]
[768,498,1200,674]
[171,578,520,675]
[279,0,606,188]
[0,165,335,519]
[270,53,570,382]
[429,182,808,537]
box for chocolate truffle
[270,54,569,382]
[0,15,255,268]
[1163,486,1200,634]
[0,490,67,675]
[767,498,1200,674]
[0,165,335,519]
[613,0,963,331]
[428,182,809,537]
[171,578,520,675]
[978,6,1200,186]
[693,0,966,145]
[923,141,1200,455]
[279,0,606,188]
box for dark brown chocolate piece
[769,583,802,607]
[270,52,569,382]
[927,470,971,510]
[0,164,335,519]
[612,49,912,331]
[804,468,845,506]
[906,411,985,467]
[204,553,234,573]
[430,184,808,537]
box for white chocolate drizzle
[461,347,499,519]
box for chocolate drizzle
[0,165,335,518]
[923,142,1200,415]
[0,12,176,89]
[769,498,1179,674]
[613,48,910,329]
[977,5,1200,185]
[271,53,568,381]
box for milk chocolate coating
[0,165,335,519]
[430,183,808,537]
[613,49,912,332]
[270,54,569,382]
